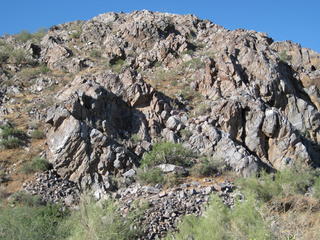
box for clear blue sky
[1,0,319,52]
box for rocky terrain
[0,10,320,239]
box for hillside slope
[0,10,320,239]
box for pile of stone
[116,180,234,240]
[23,170,80,206]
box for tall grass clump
[0,192,69,240]
[65,195,141,240]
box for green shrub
[21,157,50,174]
[190,157,225,177]
[237,167,316,202]
[32,28,47,42]
[10,48,34,65]
[136,168,165,185]
[15,30,33,43]
[167,194,273,240]
[0,137,23,149]
[66,195,141,240]
[0,202,69,240]
[141,142,194,168]
[0,125,26,149]
[30,129,45,139]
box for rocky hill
[0,10,320,239]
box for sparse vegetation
[21,157,50,174]
[89,49,102,58]
[110,59,125,73]
[182,58,204,70]
[192,102,211,116]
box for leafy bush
[21,157,50,174]
[141,142,194,168]
[136,168,165,185]
[30,129,45,139]
[167,194,273,240]
[66,195,141,240]
[190,157,225,177]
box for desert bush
[10,48,34,65]
[179,128,193,141]
[21,157,50,174]
[0,201,69,240]
[110,59,125,73]
[0,125,26,149]
[237,167,316,202]
[66,195,141,240]
[0,44,12,63]
[30,129,45,139]
[167,194,272,240]
[190,157,225,177]
[136,168,165,185]
[0,137,23,149]
[141,142,194,168]
[15,30,33,43]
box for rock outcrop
[0,10,319,198]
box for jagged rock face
[30,10,319,191]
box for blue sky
[1,0,319,52]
